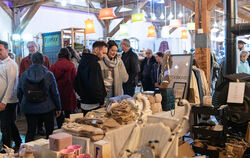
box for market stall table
[53,105,189,158]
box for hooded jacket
[74,53,106,105]
[50,58,77,111]
[17,64,61,114]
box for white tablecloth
[53,105,188,158]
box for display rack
[191,106,228,158]
[61,28,87,49]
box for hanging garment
[193,66,210,96]
[188,71,200,104]
[158,41,169,53]
[192,68,204,105]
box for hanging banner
[42,31,62,65]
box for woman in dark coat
[49,48,77,128]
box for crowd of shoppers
[0,38,167,152]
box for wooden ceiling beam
[17,2,42,34]
[173,0,195,12]
[115,6,122,13]
[207,0,221,11]
[43,1,99,14]
[20,7,29,17]
[108,16,130,37]
[216,2,250,22]
[108,0,148,37]
[12,0,53,8]
[86,0,105,28]
[108,0,145,8]
[0,1,13,18]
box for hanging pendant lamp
[147,26,156,37]
[85,19,95,34]
[181,29,188,39]
[120,23,129,36]
[131,13,145,22]
[98,8,116,20]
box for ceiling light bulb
[70,0,76,4]
[178,12,183,18]
[168,12,173,20]
[151,13,156,20]
[160,13,165,19]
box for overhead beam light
[168,12,173,20]
[151,13,156,20]
[178,12,183,18]
[160,12,165,20]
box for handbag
[160,88,175,112]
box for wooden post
[194,0,211,89]
[12,8,23,66]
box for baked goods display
[61,93,158,141]
[107,93,153,124]
[62,122,105,141]
[147,94,162,114]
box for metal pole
[224,0,237,74]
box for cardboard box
[49,132,72,151]
[94,140,111,158]
[53,129,91,153]
[177,142,195,158]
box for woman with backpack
[49,48,77,128]
[17,52,61,142]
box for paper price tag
[227,82,245,104]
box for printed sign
[42,31,62,65]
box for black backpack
[25,79,48,103]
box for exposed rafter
[108,0,148,37]
[43,1,99,14]
[86,0,105,28]
[16,2,42,33]
[173,0,195,12]
[0,1,13,18]
[108,0,145,8]
[216,2,250,22]
[207,0,221,11]
[108,16,130,37]
[20,7,29,17]
[12,0,53,8]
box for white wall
[111,20,191,53]
[111,20,156,51]
[0,7,12,44]
[23,6,104,40]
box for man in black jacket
[74,41,107,115]
[140,49,156,91]
[121,39,139,96]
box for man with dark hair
[151,52,164,88]
[140,49,156,91]
[17,52,61,142]
[74,41,107,115]
[0,40,22,150]
[121,39,139,96]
